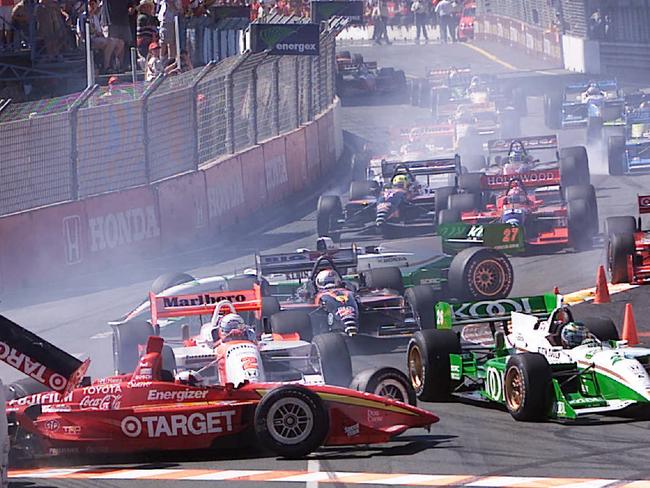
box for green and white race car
[407,293,650,420]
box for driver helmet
[560,321,589,348]
[392,173,409,189]
[508,144,526,164]
[315,269,342,290]
[506,186,527,205]
[586,85,601,97]
[218,313,249,342]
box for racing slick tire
[150,272,196,294]
[448,193,480,213]
[567,198,593,251]
[448,247,514,301]
[112,320,155,374]
[407,329,460,401]
[6,378,50,400]
[434,186,457,215]
[605,216,637,237]
[351,153,368,181]
[559,146,590,187]
[352,53,363,64]
[504,353,552,422]
[462,155,486,172]
[254,385,329,458]
[316,195,343,239]
[270,310,313,342]
[361,266,404,295]
[607,135,625,176]
[512,87,527,116]
[405,285,437,330]
[438,208,461,225]
[312,332,353,387]
[349,180,377,201]
[458,172,483,195]
[582,317,620,342]
[608,232,635,284]
[544,93,562,130]
[349,367,417,406]
[565,184,599,234]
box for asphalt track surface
[6,40,650,487]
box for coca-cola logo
[79,394,121,410]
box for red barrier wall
[284,129,308,192]
[239,146,267,212]
[203,155,246,229]
[305,122,321,184]
[262,138,290,203]
[317,111,335,171]
[155,171,208,250]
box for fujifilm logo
[89,206,160,252]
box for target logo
[639,195,650,212]
[121,416,143,438]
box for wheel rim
[266,397,314,445]
[408,346,424,393]
[471,259,506,297]
[505,366,524,412]
[373,378,409,403]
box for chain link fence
[0,26,337,216]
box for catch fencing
[0,27,336,216]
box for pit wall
[0,99,341,292]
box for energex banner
[249,23,319,55]
[310,1,364,25]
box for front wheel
[504,353,552,421]
[407,329,460,402]
[448,247,514,301]
[316,195,342,238]
[312,332,353,387]
[349,367,417,405]
[405,285,437,329]
[608,232,635,284]
[254,385,329,458]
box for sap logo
[63,215,82,264]
[121,411,235,438]
[88,205,160,252]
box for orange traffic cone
[622,303,640,346]
[594,265,611,304]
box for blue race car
[608,108,650,175]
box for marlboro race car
[407,293,650,421]
[0,315,437,461]
[317,158,463,239]
[336,51,406,100]
[256,238,514,338]
[605,195,650,284]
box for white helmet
[219,313,246,339]
[315,269,341,290]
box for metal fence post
[306,58,313,121]
[191,61,217,169]
[141,74,166,183]
[294,57,300,125]
[68,85,98,200]
[251,65,258,145]
[272,59,280,136]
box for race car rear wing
[426,66,471,81]
[438,222,525,254]
[638,195,650,215]
[150,285,262,324]
[389,124,455,141]
[487,135,558,154]
[480,167,561,190]
[256,247,358,276]
[381,157,461,179]
[627,109,650,125]
[435,293,561,328]
[0,315,90,394]
[564,79,618,94]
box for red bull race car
[605,195,650,284]
[1,313,438,461]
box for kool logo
[453,298,533,320]
[0,342,67,391]
[467,225,484,239]
[121,411,236,438]
[88,205,160,252]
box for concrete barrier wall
[0,98,341,293]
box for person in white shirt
[435,0,455,43]
[157,0,181,58]
[411,0,428,42]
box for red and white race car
[605,195,650,284]
[1,313,438,460]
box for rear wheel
[438,208,461,224]
[607,136,625,176]
[608,232,635,284]
[434,186,456,215]
[504,353,552,421]
[349,367,416,405]
[605,216,637,237]
[270,310,313,342]
[559,147,590,186]
[316,195,342,238]
[312,333,352,387]
[565,184,598,235]
[567,198,593,251]
[448,247,514,301]
[405,285,437,330]
[448,193,480,213]
[254,385,329,458]
[407,329,460,401]
[361,266,404,294]
[458,172,483,195]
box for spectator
[100,75,129,97]
[101,0,135,65]
[78,0,124,72]
[0,0,14,49]
[157,0,181,58]
[588,9,604,40]
[145,40,166,80]
[35,0,67,58]
[135,0,157,58]
[371,0,389,45]
[435,0,454,42]
[165,47,191,74]
[11,0,29,44]
[411,0,428,43]
[451,0,461,37]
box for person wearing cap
[145,40,166,81]
[78,0,124,72]
[136,0,157,58]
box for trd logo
[62,215,82,264]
